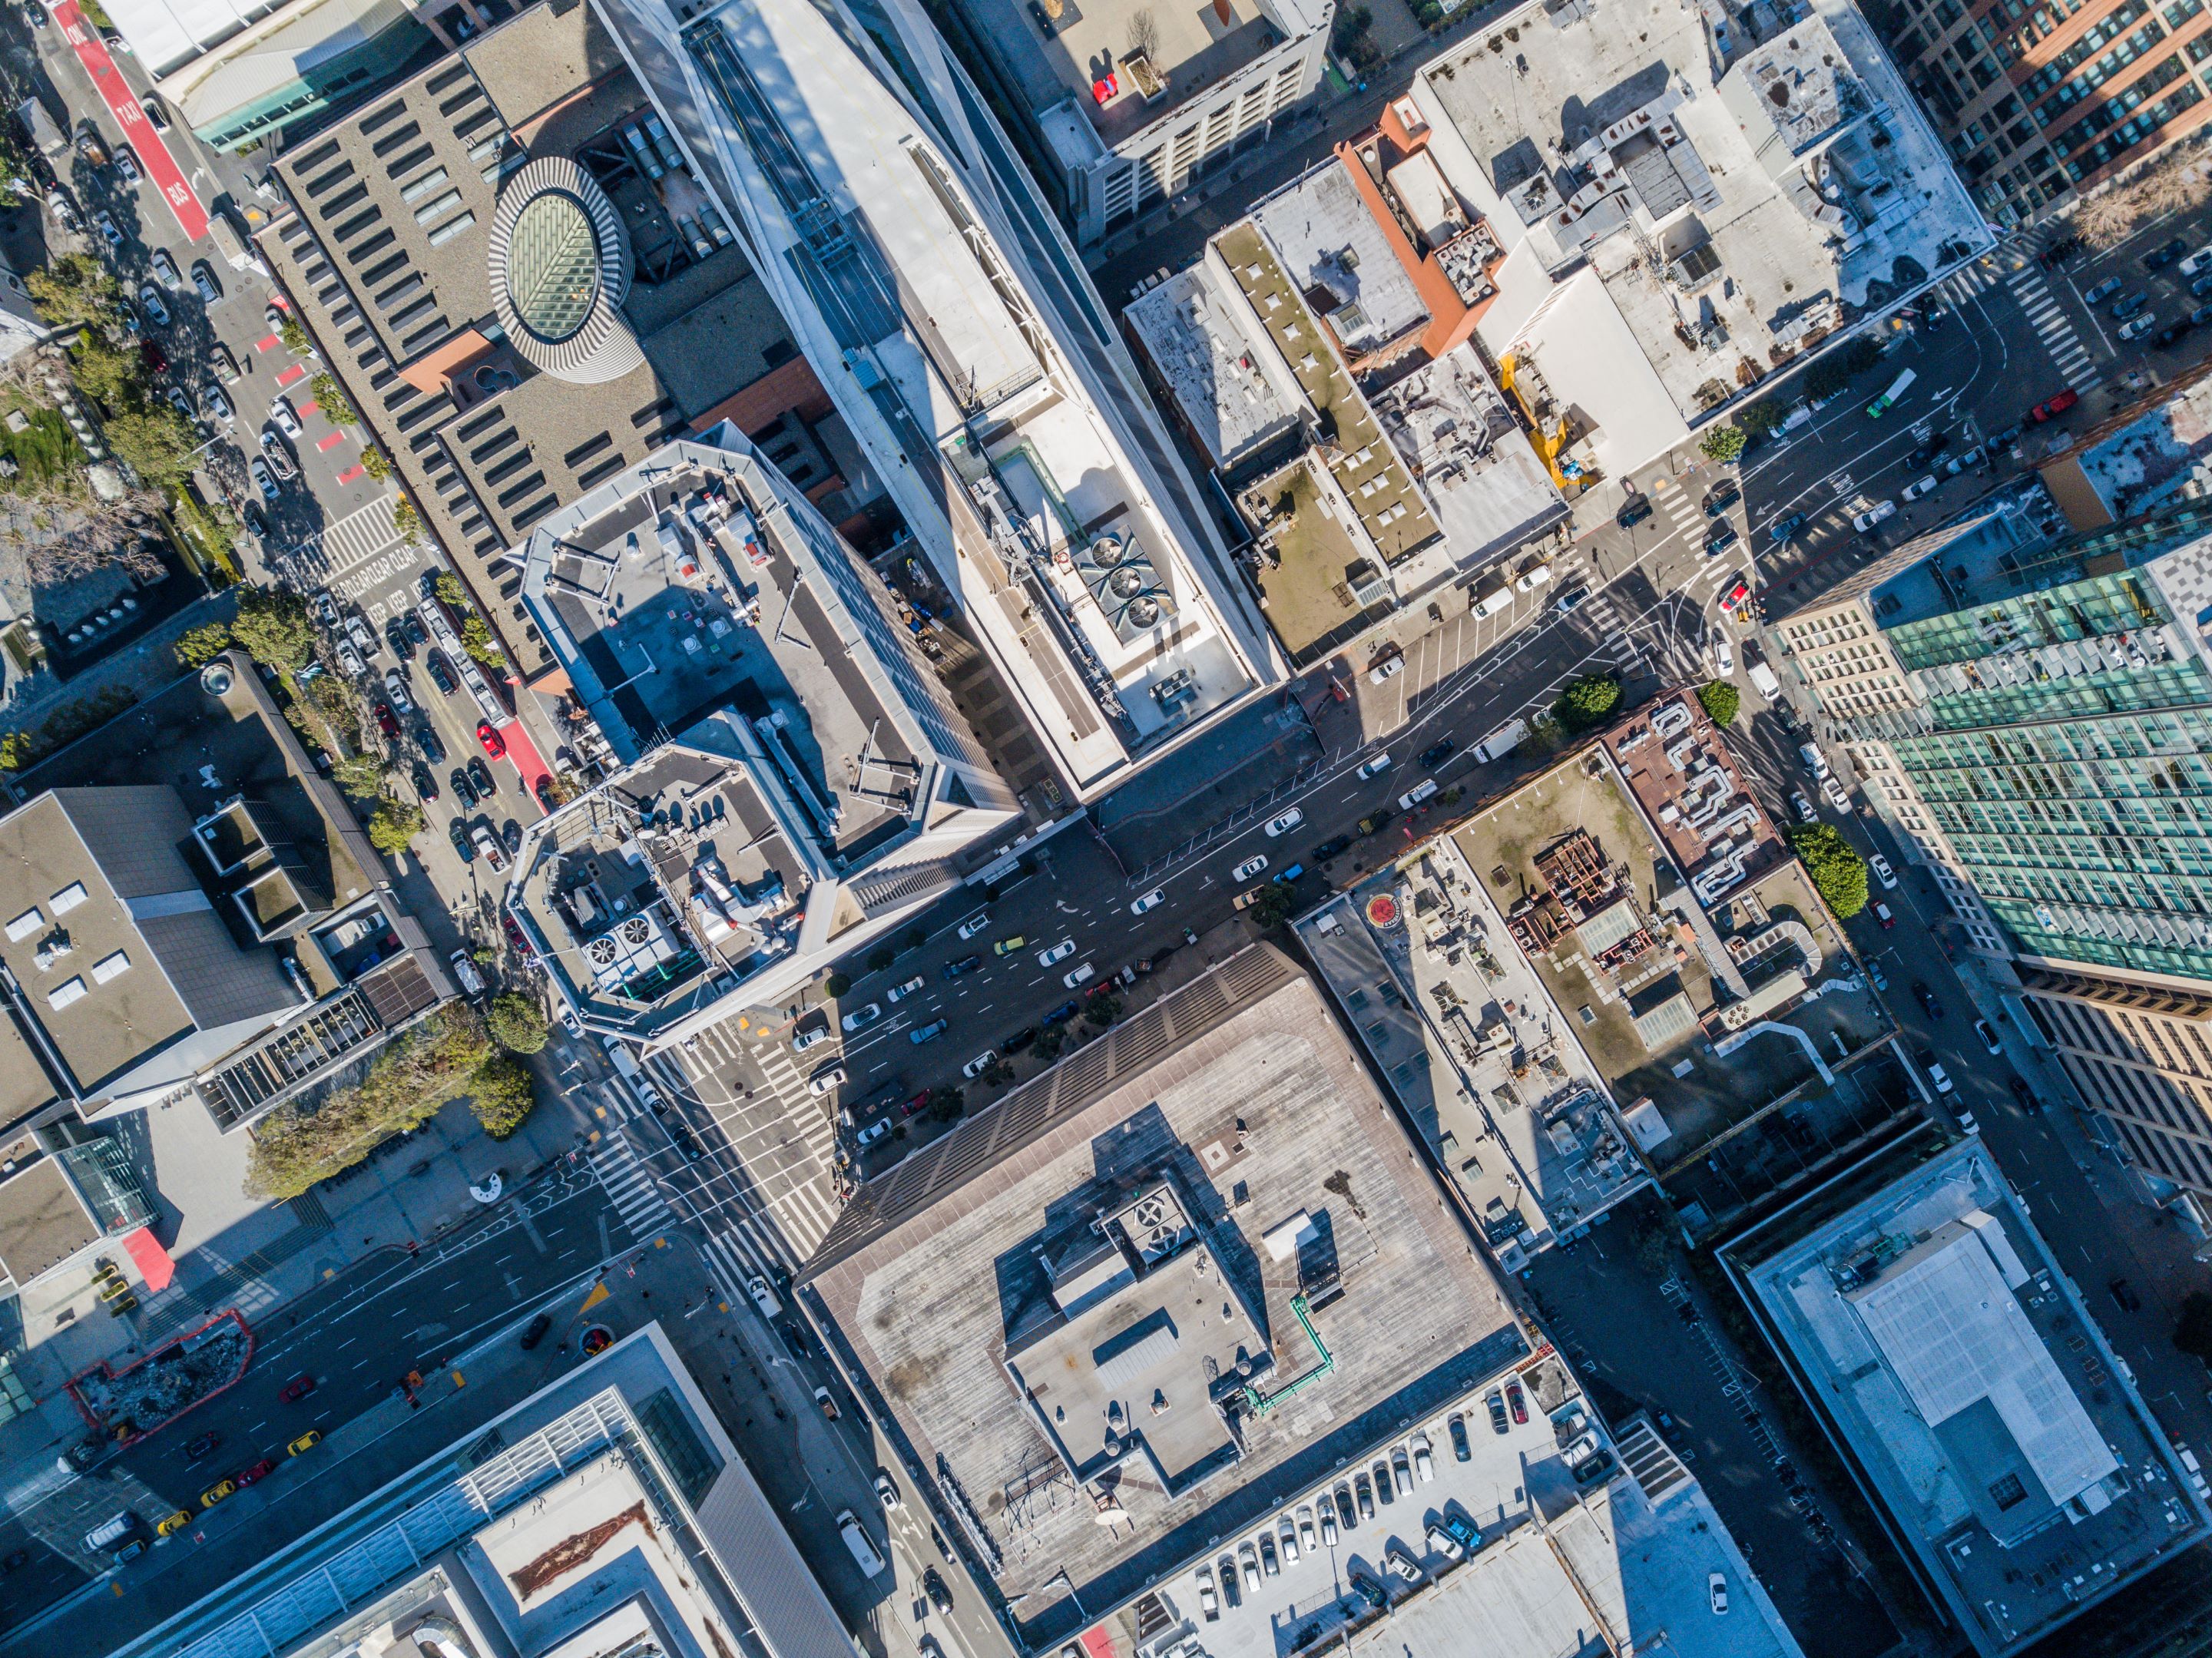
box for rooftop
[965,0,1327,151]
[1447,703,1886,1172]
[121,1323,859,1658]
[1413,0,1987,437]
[1733,1139,2211,1656]
[800,945,1527,1650]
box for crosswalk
[588,1127,674,1240]
[1929,256,2101,393]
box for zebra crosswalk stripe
[589,1127,674,1239]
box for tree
[104,405,199,491]
[359,446,391,481]
[175,621,234,667]
[1557,673,1621,731]
[486,992,549,1054]
[2175,1292,2212,1366]
[231,584,315,671]
[333,753,386,799]
[309,372,357,426]
[1788,822,1869,919]
[368,799,425,855]
[29,253,121,331]
[1697,680,1740,726]
[469,1054,538,1140]
[1699,424,1747,465]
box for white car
[1063,961,1095,988]
[1264,809,1303,838]
[806,1064,846,1096]
[1038,938,1076,966]
[1130,888,1165,915]
[884,975,925,1002]
[1869,853,1897,889]
[268,395,301,435]
[1231,855,1269,882]
[1357,752,1392,779]
[962,1048,996,1079]
[839,1002,882,1032]
[1710,1572,1729,1616]
[1852,499,1898,533]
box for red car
[233,1458,276,1486]
[279,1374,316,1402]
[2028,389,2078,422]
[373,703,400,739]
[475,720,506,759]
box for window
[47,976,86,1010]
[49,882,88,915]
[91,950,130,985]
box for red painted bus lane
[50,1,209,243]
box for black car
[450,766,479,809]
[2146,237,2190,269]
[1701,480,1740,517]
[412,761,439,803]
[416,725,446,764]
[469,756,496,798]
[1912,981,1943,1019]
[922,1568,953,1615]
[1616,494,1654,529]
[520,1312,554,1350]
[450,817,475,864]
[386,617,416,660]
[424,649,458,695]
[941,954,982,979]
[1419,738,1457,770]
[186,1431,220,1461]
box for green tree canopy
[332,753,386,800]
[367,799,426,854]
[1699,424,1747,464]
[1788,822,1869,918]
[469,1054,538,1140]
[175,621,234,667]
[1697,680,1740,726]
[1557,674,1623,731]
[104,405,199,492]
[30,253,121,330]
[486,991,549,1054]
[231,584,315,671]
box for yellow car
[156,1509,192,1538]
[199,1479,237,1509]
[287,1429,321,1456]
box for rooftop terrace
[802,945,1525,1650]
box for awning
[123,1226,174,1292]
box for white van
[84,1511,137,1554]
[836,1509,887,1577]
[600,1034,667,1111]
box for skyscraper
[1774,501,2212,1198]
